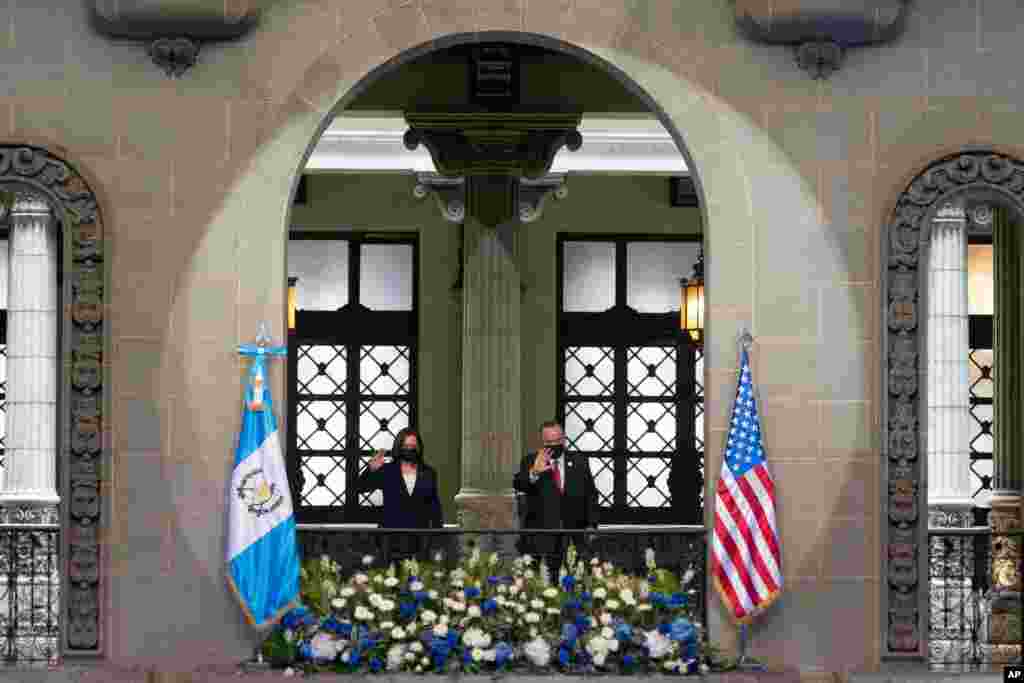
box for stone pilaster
[454,215,521,542]
[0,193,60,524]
[926,202,974,526]
[989,205,1022,644]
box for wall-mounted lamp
[288,277,298,332]
[680,247,704,345]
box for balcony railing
[929,527,1024,671]
[0,524,60,666]
[296,525,708,628]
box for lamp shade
[288,277,298,332]
[680,248,704,344]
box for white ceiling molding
[306,116,689,176]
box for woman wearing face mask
[358,427,443,561]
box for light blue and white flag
[227,331,300,629]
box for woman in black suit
[357,428,443,562]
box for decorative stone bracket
[413,173,568,224]
[734,1,910,79]
[88,1,263,78]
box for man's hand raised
[530,448,552,476]
[368,449,387,471]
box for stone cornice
[734,1,911,79]
[307,117,689,176]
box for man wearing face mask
[513,420,598,577]
[359,427,444,562]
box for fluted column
[0,193,60,523]
[926,203,974,524]
[989,206,1022,649]
[454,212,521,534]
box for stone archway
[883,151,1024,657]
[0,146,104,656]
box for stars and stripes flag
[711,346,782,624]
[226,338,301,628]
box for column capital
[9,192,53,217]
[413,172,569,225]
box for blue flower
[482,598,498,615]
[574,615,590,634]
[683,638,699,660]
[580,591,592,602]
[495,642,513,667]
[463,650,473,664]
[558,647,570,667]
[413,590,429,603]
[623,654,636,668]
[464,586,481,599]
[658,622,672,635]
[648,574,658,583]
[561,623,578,644]
[281,606,309,630]
[487,575,501,585]
[614,622,633,641]
[669,618,696,645]
[321,617,352,637]
[563,599,582,611]
[446,631,459,648]
[408,575,420,584]
[399,602,417,619]
[650,591,667,607]
[668,592,688,608]
[561,575,576,591]
[370,657,383,672]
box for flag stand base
[735,624,769,671]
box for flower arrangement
[260,545,735,675]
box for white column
[926,204,974,520]
[0,193,60,518]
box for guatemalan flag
[711,346,783,624]
[227,348,301,628]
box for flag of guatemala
[226,356,300,629]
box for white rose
[482,648,497,662]
[379,600,396,612]
[384,577,400,588]
[619,589,636,606]
[439,614,449,625]
[607,639,619,652]
[543,588,558,599]
[373,574,384,584]
[410,581,424,591]
[509,585,520,596]
[601,626,614,639]
[451,578,465,588]
[433,623,448,637]
[404,652,416,662]
[467,605,481,619]
[515,604,526,614]
[391,626,406,640]
[362,555,375,566]
[524,569,535,579]
[471,648,484,662]
[524,612,540,624]
[637,604,652,612]
[523,636,551,667]
[421,656,430,665]
[354,605,374,622]
[380,621,395,631]
[420,610,437,624]
[411,642,424,653]
[497,584,507,594]
[645,630,672,659]
[530,599,544,610]
[593,652,606,667]
[593,587,607,600]
[522,554,534,566]
[331,598,347,610]
[341,586,356,598]
[545,607,560,615]
[605,599,621,611]
[428,590,439,600]
[386,644,405,671]
[434,571,445,579]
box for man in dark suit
[513,420,598,578]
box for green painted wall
[290,173,701,521]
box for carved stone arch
[0,146,105,656]
[883,151,1024,657]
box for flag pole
[734,327,768,672]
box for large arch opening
[279,29,710,606]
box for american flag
[711,348,782,624]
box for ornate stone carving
[0,146,105,654]
[518,174,567,223]
[883,151,1024,656]
[414,172,570,225]
[147,38,199,79]
[403,111,582,180]
[734,1,910,79]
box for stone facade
[2,0,1023,680]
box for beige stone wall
[3,0,1022,677]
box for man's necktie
[551,462,563,494]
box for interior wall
[291,173,702,519]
